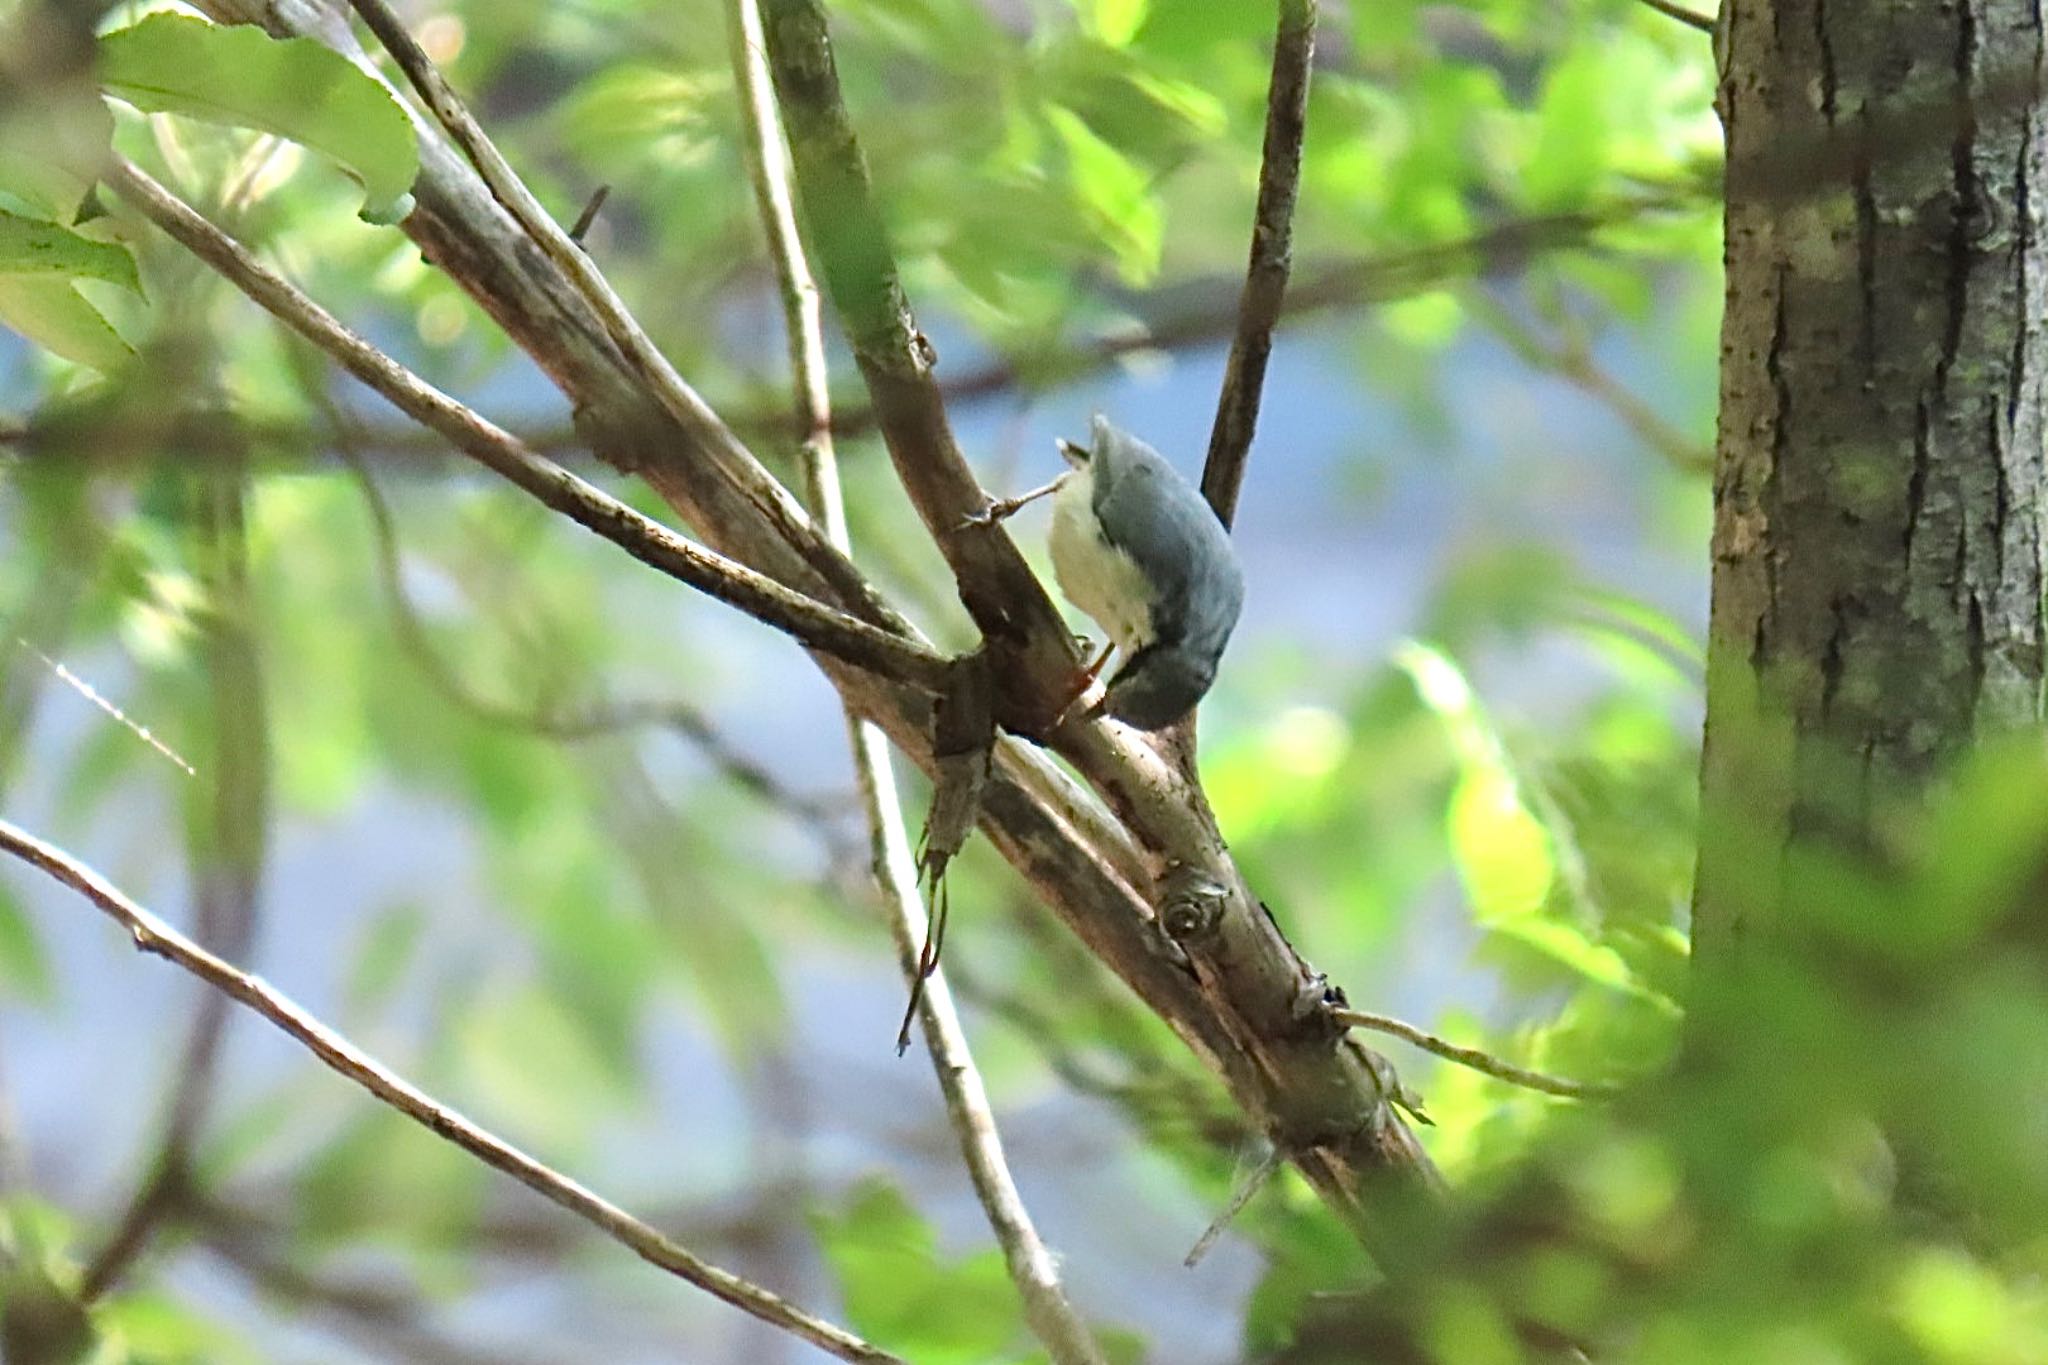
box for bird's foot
[1046,643,1115,731]
[956,478,1064,530]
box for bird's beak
[1056,437,1089,468]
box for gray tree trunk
[1697,0,2048,969]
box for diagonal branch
[1200,0,1317,530]
[759,0,1080,726]
[336,0,885,619]
[1636,0,1717,33]
[1465,291,1711,473]
[0,818,900,1365]
[759,0,1442,1262]
[103,157,949,698]
[728,4,1104,1360]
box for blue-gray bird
[977,415,1244,730]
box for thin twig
[729,6,1104,1359]
[81,470,271,1304]
[1467,292,1711,473]
[1183,1145,1285,1268]
[0,193,1703,475]
[1330,1008,1617,1100]
[1637,0,1717,34]
[568,185,610,245]
[103,157,950,697]
[340,0,878,616]
[0,818,901,1365]
[338,438,848,830]
[1200,0,1317,529]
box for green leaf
[1448,766,1555,920]
[1522,49,1610,210]
[1076,0,1151,47]
[1045,105,1161,285]
[0,89,113,223]
[811,1179,1028,1364]
[0,211,139,293]
[0,275,132,371]
[298,1109,485,1247]
[453,983,631,1153]
[97,14,419,221]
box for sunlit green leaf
[0,88,113,223]
[0,275,131,370]
[811,1179,1031,1364]
[1076,0,1150,47]
[1045,105,1162,285]
[0,211,139,293]
[97,14,419,220]
[1448,766,1555,920]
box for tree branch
[103,157,950,698]
[0,193,1703,477]
[729,8,1104,1358]
[1200,0,1317,529]
[759,0,1082,729]
[335,0,886,620]
[0,818,901,1365]
[1466,291,1712,473]
[192,0,1437,1262]
[759,0,1443,1261]
[1636,0,1717,34]
[1331,1009,1618,1100]
[341,446,851,832]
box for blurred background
[0,0,1722,1360]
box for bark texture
[1699,0,2048,964]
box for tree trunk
[1697,0,2048,968]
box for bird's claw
[957,500,1006,530]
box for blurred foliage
[0,0,2031,1364]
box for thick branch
[1200,0,1316,529]
[757,0,1442,1256]
[104,158,949,698]
[0,819,899,1365]
[337,0,889,620]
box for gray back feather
[1088,416,1245,662]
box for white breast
[1049,468,1152,653]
